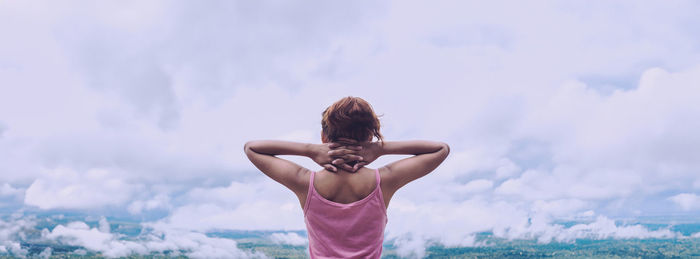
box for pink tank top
[303,169,388,259]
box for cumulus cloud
[531,199,591,218]
[0,216,33,257]
[127,194,172,215]
[0,183,23,200]
[41,217,266,258]
[382,64,700,254]
[668,193,700,211]
[458,179,493,194]
[144,179,309,231]
[386,197,678,257]
[24,167,139,209]
[44,221,141,257]
[269,232,308,246]
[38,247,52,259]
[159,199,304,231]
[493,66,700,205]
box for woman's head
[321,96,383,143]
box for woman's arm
[370,140,450,191]
[244,140,312,194]
[243,140,363,193]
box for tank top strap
[304,170,315,214]
[374,168,380,186]
[308,170,316,193]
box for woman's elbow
[438,142,450,159]
[243,141,258,154]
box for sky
[1,0,700,257]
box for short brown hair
[321,96,383,143]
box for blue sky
[2,0,700,257]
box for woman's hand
[310,140,363,172]
[326,138,382,172]
[346,140,382,171]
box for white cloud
[0,183,22,200]
[147,179,308,231]
[269,232,308,246]
[385,197,527,256]
[550,216,677,241]
[494,167,643,201]
[495,158,521,179]
[127,194,172,215]
[98,216,110,233]
[458,179,494,194]
[0,216,33,257]
[43,218,266,258]
[385,196,677,256]
[38,247,52,259]
[668,193,700,211]
[159,200,304,231]
[436,149,511,180]
[532,199,591,218]
[24,167,138,209]
[45,221,139,257]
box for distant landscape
[3,212,700,258]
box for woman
[244,96,450,258]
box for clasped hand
[313,138,376,173]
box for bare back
[297,167,394,209]
[294,140,450,210]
